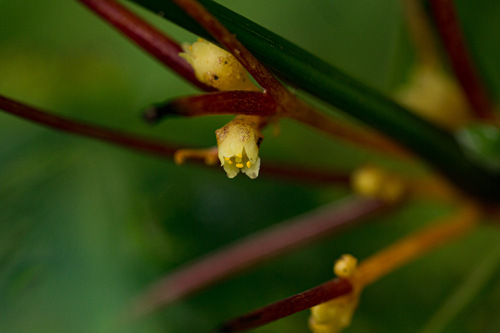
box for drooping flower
[179,39,257,91]
[215,116,263,179]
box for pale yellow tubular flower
[179,39,258,91]
[309,254,360,333]
[351,165,407,203]
[215,116,263,179]
[395,64,471,130]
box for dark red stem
[429,0,496,120]
[130,196,388,317]
[143,91,278,123]
[77,0,215,92]
[0,95,178,157]
[219,278,353,332]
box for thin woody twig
[77,0,215,92]
[143,91,277,123]
[0,95,179,157]
[219,279,353,332]
[428,0,496,120]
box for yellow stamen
[236,163,244,168]
[246,161,252,168]
[224,157,230,161]
[227,160,233,165]
[236,153,243,158]
[235,157,242,163]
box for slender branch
[143,91,277,123]
[428,0,496,120]
[219,278,353,333]
[76,0,215,92]
[355,201,481,287]
[129,196,390,318]
[170,0,289,101]
[0,95,178,157]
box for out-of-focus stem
[77,0,215,91]
[355,202,480,287]
[129,196,390,318]
[428,0,496,120]
[0,95,178,157]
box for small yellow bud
[309,254,360,333]
[334,254,358,278]
[179,39,257,91]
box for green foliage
[1,1,500,332]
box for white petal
[243,158,261,179]
[223,162,240,178]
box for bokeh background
[1,0,500,332]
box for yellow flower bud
[334,254,358,278]
[179,39,257,91]
[215,116,263,179]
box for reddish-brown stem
[428,0,496,120]
[0,94,353,185]
[143,91,278,123]
[130,196,389,318]
[77,0,215,92]
[0,95,179,157]
[171,0,290,101]
[219,278,353,332]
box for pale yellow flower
[215,116,263,179]
[179,39,257,91]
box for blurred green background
[1,0,500,332]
